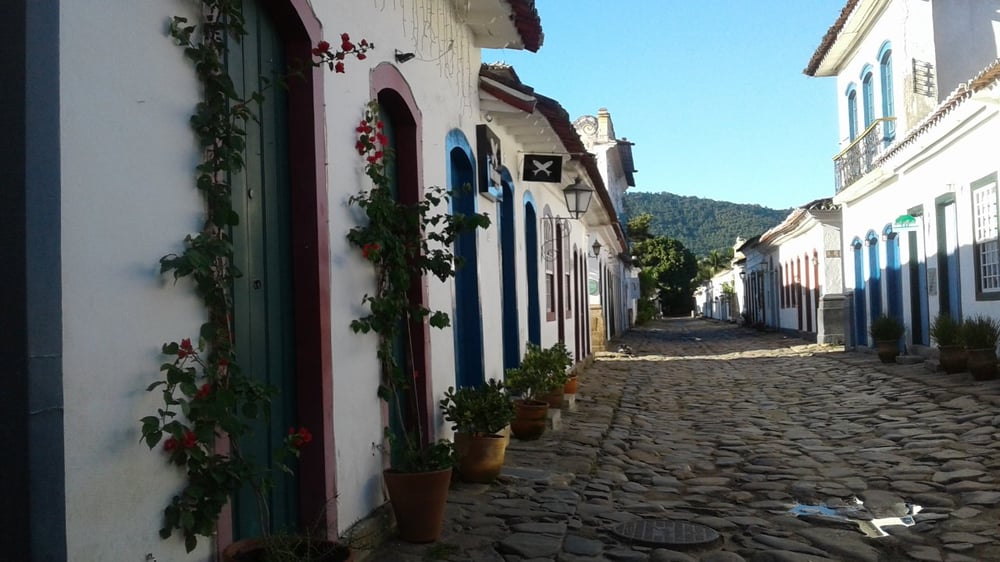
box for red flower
[288,426,313,448]
[362,242,380,260]
[218,357,229,368]
[355,140,367,154]
[340,33,350,42]
[376,133,388,147]
[182,430,197,449]
[360,39,369,48]
[357,53,366,61]
[376,121,384,130]
[164,438,178,452]
[334,61,345,73]
[316,40,330,53]
[196,383,211,400]
[178,338,193,359]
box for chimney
[597,107,615,143]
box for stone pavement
[362,318,1000,561]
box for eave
[804,0,886,77]
[456,0,544,53]
[478,64,627,252]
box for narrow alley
[368,318,1000,562]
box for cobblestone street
[366,318,1000,561]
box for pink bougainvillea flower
[178,338,193,358]
[196,383,211,400]
[362,242,380,260]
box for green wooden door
[229,0,298,538]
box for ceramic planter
[937,345,967,374]
[538,388,565,409]
[875,339,899,364]
[453,432,507,483]
[510,399,548,440]
[563,375,578,395]
[383,467,452,543]
[966,348,997,381]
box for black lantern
[592,239,602,257]
[562,177,593,220]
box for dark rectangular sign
[522,154,562,183]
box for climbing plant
[138,1,369,552]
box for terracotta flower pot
[538,388,565,409]
[563,375,578,395]
[510,399,548,440]
[875,339,899,364]
[453,432,507,483]
[966,348,997,381]
[383,467,452,543]
[937,344,967,374]
[222,537,353,562]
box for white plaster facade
[7,0,563,559]
[807,0,1000,350]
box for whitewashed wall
[59,1,210,559]
[320,0,488,534]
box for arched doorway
[500,173,520,371]
[852,237,866,346]
[449,136,484,388]
[524,197,541,345]
[227,0,333,540]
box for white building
[737,199,844,343]
[574,109,639,344]
[806,0,1000,349]
[3,1,553,559]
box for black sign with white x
[522,154,562,183]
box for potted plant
[346,100,490,542]
[439,379,515,483]
[504,363,550,441]
[869,314,905,363]
[140,15,368,557]
[534,342,573,409]
[930,313,966,374]
[962,315,1000,380]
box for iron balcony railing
[834,117,896,193]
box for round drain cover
[611,519,721,549]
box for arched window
[542,206,556,321]
[878,41,895,143]
[846,83,858,142]
[861,64,875,129]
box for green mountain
[623,191,791,258]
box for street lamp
[562,177,594,220]
[592,239,602,257]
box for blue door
[885,227,903,321]
[525,200,541,345]
[852,239,867,346]
[451,148,484,388]
[500,177,520,370]
[867,231,882,319]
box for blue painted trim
[448,139,485,388]
[866,230,882,319]
[846,84,858,142]
[861,66,875,127]
[877,40,892,63]
[500,174,520,370]
[524,198,541,345]
[446,128,478,213]
[879,43,895,143]
[852,237,867,346]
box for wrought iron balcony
[833,117,896,193]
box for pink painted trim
[369,64,436,443]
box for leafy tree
[632,235,698,316]
[626,213,654,243]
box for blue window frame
[846,83,858,142]
[867,229,882,319]
[878,41,895,143]
[852,237,867,346]
[861,64,875,129]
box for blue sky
[484,1,846,211]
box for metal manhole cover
[611,519,720,549]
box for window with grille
[543,212,556,318]
[973,176,1000,297]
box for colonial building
[574,109,639,346]
[805,0,1000,349]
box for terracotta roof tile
[804,0,860,76]
[508,0,544,52]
